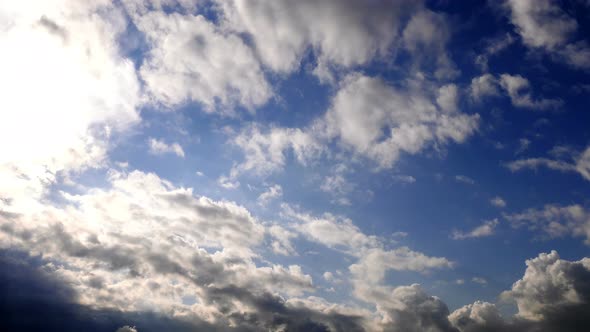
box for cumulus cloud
[321,74,479,168]
[505,0,590,69]
[128,8,272,112]
[216,0,423,75]
[402,9,458,79]
[0,170,326,325]
[148,138,185,157]
[504,204,590,244]
[502,250,590,321]
[230,73,479,180]
[451,219,498,240]
[449,301,507,332]
[230,125,323,177]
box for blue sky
[1,0,590,331]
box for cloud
[471,277,488,285]
[0,169,329,323]
[257,184,283,206]
[455,175,475,185]
[349,247,454,285]
[506,145,590,181]
[283,205,381,253]
[499,74,562,110]
[128,8,272,112]
[475,33,515,71]
[216,0,423,75]
[268,224,298,256]
[504,204,590,244]
[358,283,459,332]
[505,0,590,69]
[437,84,459,113]
[321,74,479,168]
[402,9,458,79]
[470,74,500,101]
[0,0,141,209]
[449,301,507,332]
[469,73,562,110]
[229,73,479,180]
[393,175,416,184]
[148,138,185,157]
[230,125,323,177]
[490,196,507,208]
[451,219,498,240]
[116,327,138,332]
[501,250,590,320]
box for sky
[1,0,590,331]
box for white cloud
[490,196,507,208]
[437,84,459,113]
[230,125,323,177]
[268,224,297,256]
[470,74,500,101]
[499,74,562,110]
[349,247,454,285]
[217,175,240,189]
[216,0,423,74]
[0,169,320,320]
[505,0,576,49]
[283,205,381,254]
[470,73,562,110]
[504,204,590,244]
[129,9,272,112]
[393,175,416,184]
[475,33,515,71]
[451,219,499,240]
[0,0,141,208]
[506,145,590,181]
[257,184,283,206]
[322,74,479,168]
[501,250,590,320]
[148,138,185,157]
[505,0,590,69]
[230,73,479,180]
[402,9,458,79]
[116,326,138,332]
[455,175,475,185]
[472,277,488,285]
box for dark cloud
[0,249,365,332]
[0,249,222,332]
